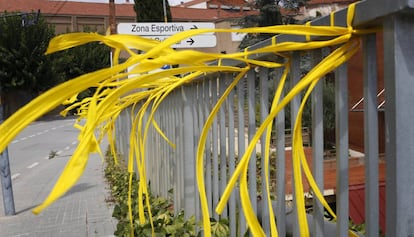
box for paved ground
[0,151,117,237]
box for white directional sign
[144,35,217,48]
[117,22,217,48]
[117,22,215,36]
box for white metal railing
[115,0,414,236]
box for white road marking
[21,137,27,141]
[51,127,57,130]
[56,150,63,155]
[11,140,18,144]
[27,162,39,169]
[28,135,35,138]
[11,173,20,180]
[65,146,70,150]
[37,132,43,135]
[72,141,77,145]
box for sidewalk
[0,151,117,237]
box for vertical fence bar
[172,90,182,214]
[226,74,237,237]
[363,33,379,237]
[182,85,196,218]
[168,96,174,197]
[158,103,163,195]
[290,52,301,237]
[247,68,258,216]
[161,105,166,195]
[211,77,220,220]
[164,102,169,196]
[125,107,132,163]
[157,105,162,195]
[143,107,153,190]
[151,103,156,192]
[197,82,206,221]
[237,76,247,235]
[259,67,270,234]
[311,49,325,237]
[219,74,228,218]
[335,63,349,237]
[155,103,161,194]
[144,107,156,192]
[275,66,286,237]
[193,84,201,221]
[203,78,213,214]
[178,89,185,212]
[383,13,414,237]
[169,92,177,214]
[165,98,171,196]
[115,108,123,157]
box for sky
[59,0,192,6]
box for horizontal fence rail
[115,0,414,236]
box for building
[300,0,356,18]
[1,0,259,53]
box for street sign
[117,22,215,36]
[144,35,217,48]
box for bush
[104,150,229,236]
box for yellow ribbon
[0,2,377,236]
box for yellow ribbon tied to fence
[0,1,378,236]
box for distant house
[300,0,356,18]
[177,0,254,10]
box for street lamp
[0,9,40,216]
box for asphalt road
[7,117,80,182]
[0,116,116,236]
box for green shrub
[104,150,229,237]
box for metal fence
[115,0,414,236]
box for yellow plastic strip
[305,21,311,41]
[0,4,380,236]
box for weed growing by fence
[104,149,230,236]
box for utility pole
[162,0,168,23]
[109,0,116,35]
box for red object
[349,182,386,233]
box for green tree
[238,0,308,49]
[55,43,111,104]
[54,27,111,101]
[134,0,172,22]
[0,11,61,117]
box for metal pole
[109,0,116,34]
[0,103,16,216]
[162,0,168,23]
[0,10,41,217]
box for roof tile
[306,0,357,5]
[0,0,257,20]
